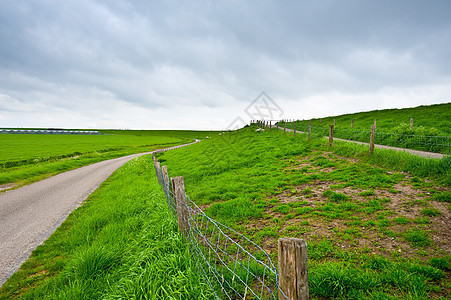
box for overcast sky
[0,1,450,130]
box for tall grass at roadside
[0,155,212,299]
[316,137,451,186]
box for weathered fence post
[308,122,311,141]
[270,121,272,131]
[351,119,353,128]
[284,121,286,135]
[162,165,169,191]
[171,176,189,236]
[374,119,377,129]
[334,119,336,126]
[369,125,376,156]
[410,118,413,130]
[329,125,334,147]
[294,121,296,136]
[278,238,309,300]
[277,121,279,132]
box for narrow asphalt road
[0,140,199,287]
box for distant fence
[254,120,450,155]
[0,129,100,135]
[153,148,309,300]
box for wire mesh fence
[273,121,450,154]
[153,158,289,300]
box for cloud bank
[1,0,450,129]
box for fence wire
[272,121,450,154]
[153,160,288,300]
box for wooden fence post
[270,121,272,131]
[410,118,413,130]
[308,122,311,141]
[294,121,296,136]
[278,238,309,300]
[369,125,376,156]
[320,119,322,125]
[162,165,169,190]
[171,176,189,236]
[277,121,279,132]
[284,121,286,135]
[329,125,334,147]
[334,119,336,127]
[351,119,353,128]
[374,119,377,129]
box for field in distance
[0,129,218,189]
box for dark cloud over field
[0,0,450,129]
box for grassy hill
[302,102,450,134]
[281,102,451,154]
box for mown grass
[155,125,451,299]
[0,155,212,299]
[0,130,217,188]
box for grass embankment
[282,102,451,154]
[0,155,212,299]
[155,125,451,299]
[297,102,451,135]
[0,130,217,189]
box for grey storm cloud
[0,0,450,129]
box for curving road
[0,140,199,287]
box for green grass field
[0,130,218,188]
[1,104,450,299]
[297,102,451,135]
[0,155,213,299]
[154,125,450,299]
[282,102,451,154]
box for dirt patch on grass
[248,153,451,261]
